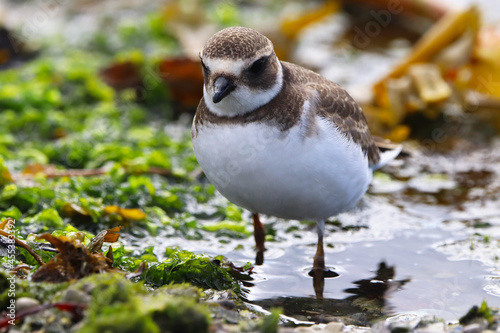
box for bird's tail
[370,137,403,171]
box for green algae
[459,301,497,328]
[144,248,240,291]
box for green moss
[148,294,210,333]
[260,308,282,333]
[80,307,160,333]
[75,274,209,333]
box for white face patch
[203,58,283,117]
[203,58,247,78]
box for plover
[191,26,401,297]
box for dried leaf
[158,57,204,108]
[32,233,115,283]
[374,6,480,106]
[106,245,114,263]
[99,61,142,90]
[102,226,121,242]
[88,226,121,253]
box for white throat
[203,60,283,117]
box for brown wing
[282,62,380,166]
[312,81,380,166]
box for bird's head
[200,27,283,117]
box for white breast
[192,116,372,221]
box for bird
[191,26,401,298]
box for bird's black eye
[248,56,268,74]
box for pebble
[15,297,40,312]
[463,323,485,333]
[415,322,446,332]
[325,322,344,333]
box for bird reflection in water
[251,261,411,325]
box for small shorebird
[191,27,400,298]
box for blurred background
[2,0,500,144]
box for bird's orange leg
[252,213,265,251]
[252,213,265,265]
[313,221,325,299]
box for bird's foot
[308,268,339,278]
[255,249,264,266]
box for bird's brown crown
[201,26,273,60]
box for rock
[325,321,344,333]
[416,322,446,332]
[15,297,40,312]
[463,322,487,333]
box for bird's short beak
[212,76,236,103]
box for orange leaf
[119,208,146,221]
[103,226,121,242]
[103,206,146,221]
[104,205,120,214]
[99,61,142,90]
[158,57,204,108]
